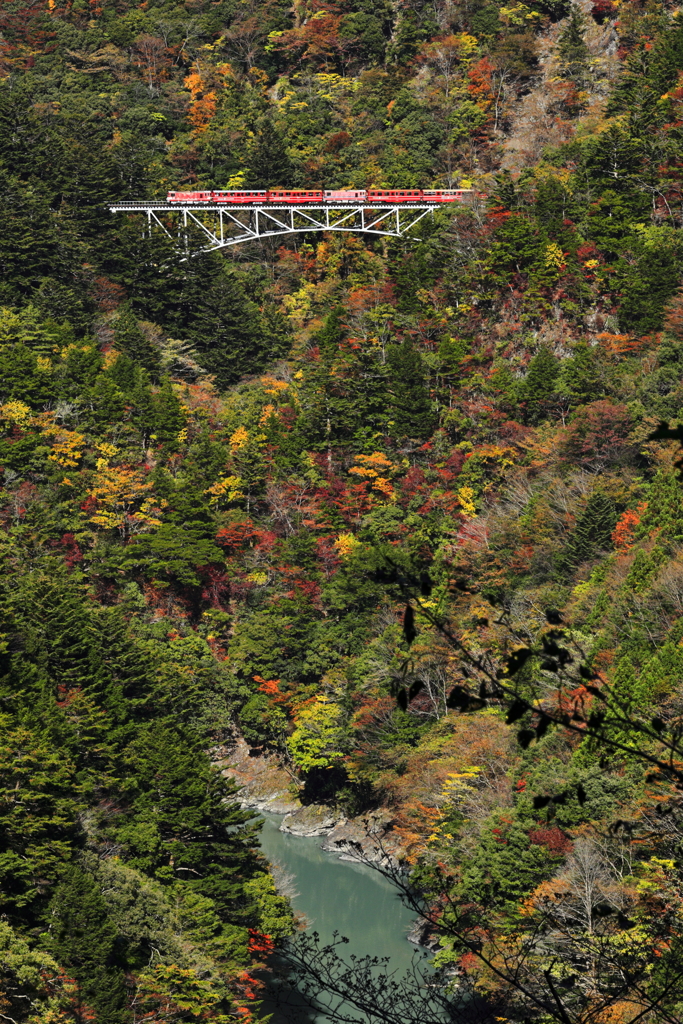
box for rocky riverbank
[218,737,407,868]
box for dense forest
[3,0,683,1021]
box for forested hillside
[3,0,683,1021]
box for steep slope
[2,0,683,1021]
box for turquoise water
[257,813,429,1022]
[257,814,417,959]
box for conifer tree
[557,5,590,86]
[86,376,125,430]
[152,377,185,449]
[0,722,80,919]
[518,346,560,424]
[131,369,156,443]
[386,340,435,439]
[47,864,127,1024]
[62,343,103,394]
[114,305,161,377]
[16,571,98,699]
[562,492,617,570]
[316,306,345,355]
[639,470,683,541]
[489,170,518,211]
[604,655,653,746]
[182,272,273,388]
[108,353,138,392]
[556,342,604,408]
[0,343,56,406]
[247,117,294,188]
[89,605,159,733]
[120,723,260,919]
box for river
[257,812,432,1023]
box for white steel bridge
[108,199,468,256]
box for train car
[167,190,214,203]
[266,190,324,203]
[423,190,467,202]
[211,190,267,204]
[367,189,424,203]
[323,190,367,202]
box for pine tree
[488,170,518,212]
[604,655,655,749]
[386,340,435,439]
[558,5,590,86]
[518,346,560,424]
[0,343,56,406]
[62,344,103,394]
[85,376,125,431]
[0,721,80,919]
[47,864,127,1024]
[16,570,99,699]
[113,305,161,377]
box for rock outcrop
[279,803,343,836]
[218,736,301,814]
[322,811,405,868]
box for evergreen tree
[556,342,604,408]
[181,271,276,388]
[119,724,260,919]
[557,5,590,86]
[386,340,435,439]
[85,376,125,431]
[488,170,518,212]
[617,226,682,335]
[152,377,185,449]
[457,813,554,909]
[47,864,127,1024]
[601,655,657,752]
[61,344,103,395]
[182,431,229,487]
[15,570,99,700]
[0,721,80,919]
[131,369,156,443]
[247,117,295,188]
[0,343,55,406]
[639,470,683,541]
[316,306,345,355]
[561,492,617,571]
[108,353,138,392]
[114,305,161,377]
[518,345,560,424]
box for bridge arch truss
[109,202,440,255]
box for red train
[166,188,475,205]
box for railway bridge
[109,189,477,257]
